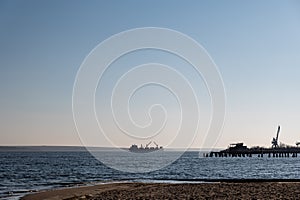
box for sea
[1,147,300,199]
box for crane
[272,125,280,148]
[145,141,152,149]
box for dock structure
[205,125,300,158]
[204,143,300,158]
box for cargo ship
[129,141,163,153]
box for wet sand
[21,182,300,200]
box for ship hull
[128,149,163,153]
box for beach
[21,182,300,200]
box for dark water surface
[1,151,300,199]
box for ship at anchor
[129,141,163,153]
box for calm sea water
[1,151,300,199]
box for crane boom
[146,141,152,148]
[271,125,280,148]
[276,125,280,141]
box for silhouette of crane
[145,141,152,149]
[272,125,280,148]
[153,141,159,149]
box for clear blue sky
[1,0,300,148]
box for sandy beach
[21,182,300,200]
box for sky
[1,0,300,148]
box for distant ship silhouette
[129,141,163,153]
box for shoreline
[21,181,300,200]
[11,179,300,199]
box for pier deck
[205,143,300,158]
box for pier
[204,143,300,158]
[205,125,300,158]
